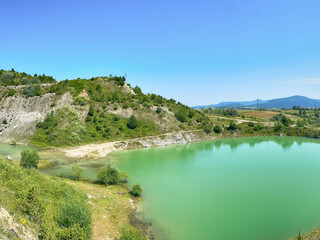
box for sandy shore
[61,130,208,159]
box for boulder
[6,156,12,161]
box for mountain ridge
[194,95,320,109]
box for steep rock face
[0,92,74,143]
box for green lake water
[110,137,320,240]
[1,136,320,240]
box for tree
[127,115,138,129]
[131,183,143,197]
[97,163,120,185]
[213,125,222,133]
[228,122,237,131]
[71,165,83,180]
[20,148,39,169]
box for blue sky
[1,0,320,106]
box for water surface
[110,137,320,240]
[1,137,320,240]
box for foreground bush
[131,183,143,197]
[120,227,146,240]
[20,148,39,169]
[58,199,92,236]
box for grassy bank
[0,157,146,240]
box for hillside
[0,70,210,146]
[196,96,320,109]
[0,157,91,239]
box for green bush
[97,163,120,185]
[131,183,143,197]
[120,227,146,240]
[72,164,83,180]
[57,224,86,240]
[247,122,254,127]
[58,199,92,238]
[203,125,212,134]
[88,105,94,116]
[296,120,305,127]
[127,115,138,129]
[20,148,39,169]
[228,122,237,131]
[2,119,7,124]
[213,125,222,133]
[156,107,161,114]
[175,109,187,122]
[73,96,89,106]
[274,123,282,132]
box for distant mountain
[193,99,268,109]
[194,96,320,109]
[255,95,320,109]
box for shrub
[57,224,86,240]
[253,124,263,131]
[213,125,222,133]
[7,89,16,96]
[131,183,143,197]
[88,105,94,116]
[58,199,92,238]
[73,96,89,106]
[274,123,282,132]
[120,227,146,240]
[156,107,161,114]
[175,109,187,122]
[228,122,237,131]
[296,120,305,127]
[203,125,212,134]
[17,186,43,218]
[119,170,129,183]
[127,115,138,129]
[2,119,7,124]
[72,165,83,180]
[247,122,254,127]
[20,148,39,169]
[97,163,120,185]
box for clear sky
[1,0,320,106]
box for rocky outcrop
[0,92,76,143]
[63,130,209,159]
[0,207,37,240]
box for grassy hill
[0,158,91,239]
[0,69,211,146]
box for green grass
[0,158,92,239]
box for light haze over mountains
[193,96,320,109]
